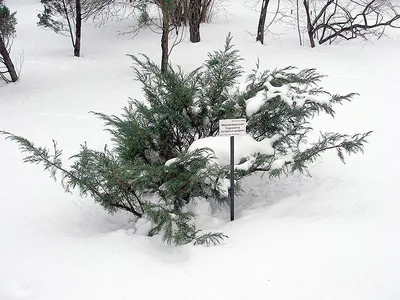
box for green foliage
[37,0,102,35]
[137,2,150,26]
[37,0,72,35]
[0,0,17,40]
[143,203,227,246]
[1,35,371,246]
[194,231,228,247]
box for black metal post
[230,136,235,221]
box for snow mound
[188,134,279,165]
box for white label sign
[219,119,247,136]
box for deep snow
[1,0,400,299]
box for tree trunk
[0,36,18,82]
[256,0,270,44]
[173,0,186,26]
[161,8,169,73]
[189,0,201,43]
[200,0,211,23]
[303,0,315,48]
[296,0,302,46]
[74,0,82,57]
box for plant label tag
[219,119,246,136]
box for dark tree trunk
[74,0,82,57]
[161,9,169,73]
[173,0,186,26]
[200,0,211,23]
[0,36,18,82]
[256,0,270,44]
[296,0,302,45]
[189,0,201,43]
[303,0,315,48]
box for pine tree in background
[1,34,371,246]
[0,0,18,83]
[38,0,83,56]
[37,0,113,56]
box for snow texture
[270,155,294,170]
[246,90,266,117]
[264,81,332,108]
[165,157,178,167]
[1,1,400,300]
[135,217,152,235]
[235,156,257,171]
[188,134,278,165]
[245,79,332,117]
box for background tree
[279,0,400,47]
[38,0,83,56]
[200,0,214,22]
[189,0,201,42]
[159,0,174,72]
[255,0,281,44]
[306,0,400,46]
[135,0,185,72]
[256,0,271,44]
[155,0,214,45]
[0,0,18,83]
[37,0,115,56]
[303,0,315,47]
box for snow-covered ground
[1,0,400,299]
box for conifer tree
[38,0,83,56]
[37,0,113,56]
[0,0,18,83]
[1,35,371,245]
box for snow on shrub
[1,34,371,246]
